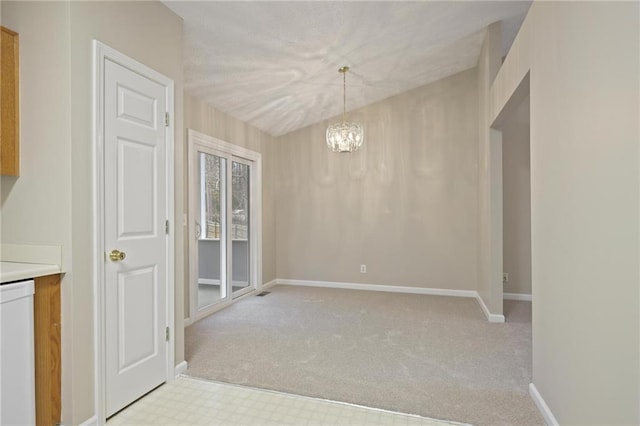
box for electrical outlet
[360,264,367,273]
[503,272,509,284]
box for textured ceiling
[164,1,531,136]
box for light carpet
[185,285,543,425]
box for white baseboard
[476,293,505,323]
[276,278,477,298]
[78,415,99,426]
[504,292,532,301]
[261,279,277,290]
[279,278,507,323]
[175,360,188,378]
[191,278,509,324]
[198,279,249,287]
[529,383,559,426]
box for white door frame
[187,129,262,323]
[228,154,255,300]
[92,40,175,424]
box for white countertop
[0,261,62,283]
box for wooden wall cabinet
[1,26,19,176]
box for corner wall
[1,2,185,423]
[275,69,479,291]
[491,2,639,423]
[0,1,74,418]
[69,2,183,423]
[476,22,504,316]
[502,96,531,296]
[529,3,639,423]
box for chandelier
[326,66,364,153]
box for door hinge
[165,219,169,235]
[165,112,170,127]
[166,326,170,342]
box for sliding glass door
[188,131,261,321]
[196,151,227,309]
[231,159,251,298]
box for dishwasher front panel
[0,279,36,426]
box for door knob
[109,249,126,262]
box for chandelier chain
[343,70,347,121]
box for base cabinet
[34,274,61,426]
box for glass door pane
[197,152,227,309]
[231,160,251,297]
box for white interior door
[103,57,168,417]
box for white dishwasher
[0,280,36,426]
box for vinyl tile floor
[107,376,467,426]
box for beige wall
[476,22,504,315]
[530,3,639,423]
[184,93,277,310]
[491,2,639,423]
[67,3,184,423]
[0,0,74,421]
[63,2,184,423]
[0,3,72,252]
[1,2,184,424]
[276,69,479,290]
[6,1,638,424]
[501,96,531,295]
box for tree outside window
[201,155,249,240]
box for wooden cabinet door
[33,274,61,426]
[1,26,19,176]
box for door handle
[109,249,126,262]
